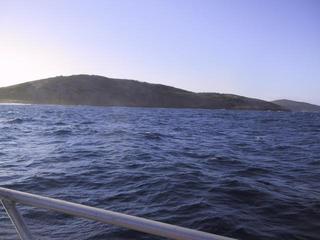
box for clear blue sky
[1,0,319,104]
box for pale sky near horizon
[0,0,319,104]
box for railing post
[1,200,34,240]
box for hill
[0,75,285,111]
[272,99,320,112]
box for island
[0,74,286,111]
[272,99,320,112]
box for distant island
[0,74,289,111]
[272,99,320,112]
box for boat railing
[0,187,235,240]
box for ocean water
[0,105,319,240]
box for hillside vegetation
[0,75,286,111]
[272,99,320,112]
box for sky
[0,0,319,104]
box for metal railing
[0,187,235,240]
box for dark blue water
[0,105,319,240]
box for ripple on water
[0,105,319,240]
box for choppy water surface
[0,105,319,240]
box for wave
[1,106,319,240]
